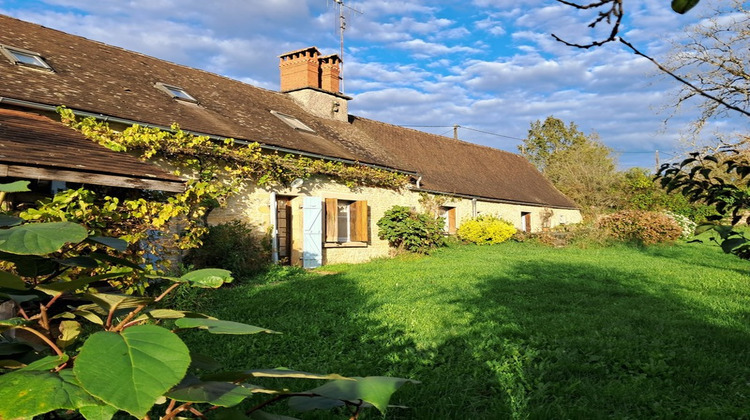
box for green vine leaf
[166,375,256,407]
[0,180,30,193]
[203,368,350,383]
[86,235,129,252]
[175,318,277,335]
[0,252,59,277]
[0,270,26,290]
[0,214,24,227]
[0,222,88,255]
[0,370,101,419]
[56,320,82,349]
[178,268,234,288]
[78,404,119,420]
[74,325,191,418]
[35,272,132,295]
[19,354,69,372]
[288,376,419,414]
[0,317,32,333]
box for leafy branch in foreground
[657,146,750,259]
[0,181,417,419]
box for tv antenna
[330,0,362,92]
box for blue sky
[0,0,741,169]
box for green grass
[181,240,750,419]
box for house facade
[0,15,581,267]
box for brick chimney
[279,47,321,92]
[319,54,341,93]
[279,47,350,122]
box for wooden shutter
[349,200,369,242]
[302,197,323,268]
[325,198,338,242]
[447,208,457,235]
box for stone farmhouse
[0,15,581,267]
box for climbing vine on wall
[59,107,409,190]
[418,192,458,217]
[42,107,409,281]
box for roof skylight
[155,82,198,103]
[0,45,53,71]
[270,110,315,134]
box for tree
[519,117,590,172]
[616,167,715,221]
[520,116,619,215]
[663,0,750,137]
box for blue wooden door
[302,197,323,268]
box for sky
[0,0,744,170]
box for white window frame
[325,198,369,245]
[270,110,316,134]
[155,82,198,103]
[0,45,53,71]
[337,201,352,242]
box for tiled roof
[0,14,577,209]
[351,117,578,207]
[0,108,184,191]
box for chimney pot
[279,47,341,94]
[279,47,321,92]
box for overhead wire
[398,124,680,156]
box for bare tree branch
[618,38,750,119]
[552,0,623,48]
[553,0,750,125]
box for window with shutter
[325,198,338,242]
[350,201,369,242]
[324,199,369,243]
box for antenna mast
[332,0,362,93]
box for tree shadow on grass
[455,260,750,419]
[180,272,438,419]
[639,241,750,276]
[180,258,750,419]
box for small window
[271,110,315,134]
[1,45,53,70]
[337,201,351,242]
[325,198,368,243]
[155,82,198,103]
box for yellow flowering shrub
[457,215,517,244]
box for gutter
[0,97,419,177]
[413,187,580,211]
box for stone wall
[208,176,582,266]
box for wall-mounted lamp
[290,178,304,189]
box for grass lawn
[181,240,750,419]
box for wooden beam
[0,164,185,192]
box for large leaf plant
[0,182,416,419]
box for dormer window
[0,45,53,71]
[155,82,197,103]
[270,110,315,134]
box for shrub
[377,205,445,254]
[664,211,697,239]
[185,220,271,281]
[457,215,517,245]
[597,210,682,246]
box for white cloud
[395,39,481,57]
[2,0,743,169]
